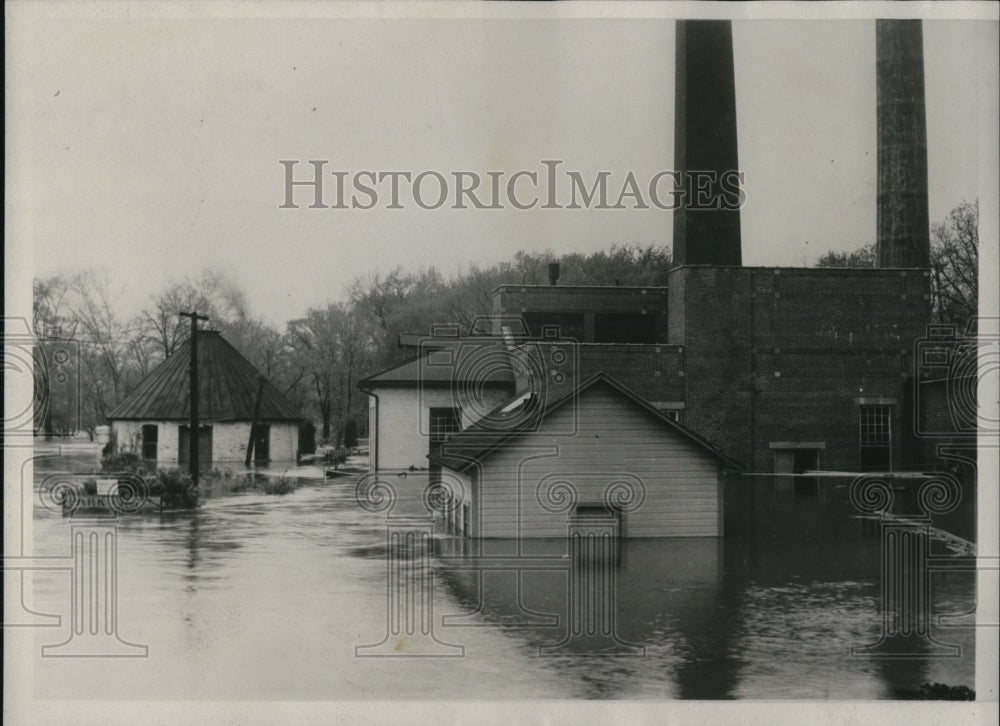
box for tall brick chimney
[672,20,742,267]
[876,19,930,269]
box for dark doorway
[793,449,820,497]
[141,424,158,467]
[859,405,892,472]
[178,425,213,471]
[252,424,270,463]
[428,407,461,485]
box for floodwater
[24,448,975,700]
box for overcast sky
[12,8,998,326]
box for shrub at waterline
[259,475,298,495]
[99,450,197,509]
[100,450,143,474]
[149,469,199,509]
[95,453,298,507]
[200,468,300,497]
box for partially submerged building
[359,20,955,538]
[108,331,304,468]
[432,373,738,538]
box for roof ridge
[108,331,303,422]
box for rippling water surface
[26,448,975,700]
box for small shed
[430,373,741,538]
[107,331,304,467]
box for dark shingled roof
[108,331,303,422]
[429,372,742,473]
[359,343,516,387]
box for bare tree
[814,201,979,328]
[69,271,134,427]
[286,303,373,443]
[349,267,446,362]
[137,271,250,360]
[930,200,978,328]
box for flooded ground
[24,447,975,700]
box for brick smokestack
[672,20,742,266]
[876,19,930,269]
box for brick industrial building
[487,265,931,479]
[360,20,971,537]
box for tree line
[816,200,979,328]
[33,200,978,440]
[32,244,672,440]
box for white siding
[367,396,378,472]
[370,385,512,471]
[458,384,723,538]
[267,422,299,462]
[435,468,475,536]
[210,421,298,463]
[110,420,298,465]
[111,420,181,463]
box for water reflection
[27,451,976,700]
[432,482,975,700]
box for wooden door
[141,424,158,469]
[178,425,213,471]
[253,424,270,462]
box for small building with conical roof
[108,330,304,467]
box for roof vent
[548,262,560,286]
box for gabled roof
[108,331,303,422]
[430,372,742,472]
[359,343,516,388]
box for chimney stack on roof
[876,19,931,269]
[672,19,743,267]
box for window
[428,407,462,487]
[594,313,657,343]
[141,424,158,462]
[653,404,681,422]
[859,405,892,471]
[429,407,462,441]
[860,406,891,445]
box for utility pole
[179,311,209,485]
[244,375,266,468]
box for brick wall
[508,342,685,410]
[669,266,931,471]
[491,266,933,473]
[494,285,669,342]
[495,285,667,314]
[576,344,685,403]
